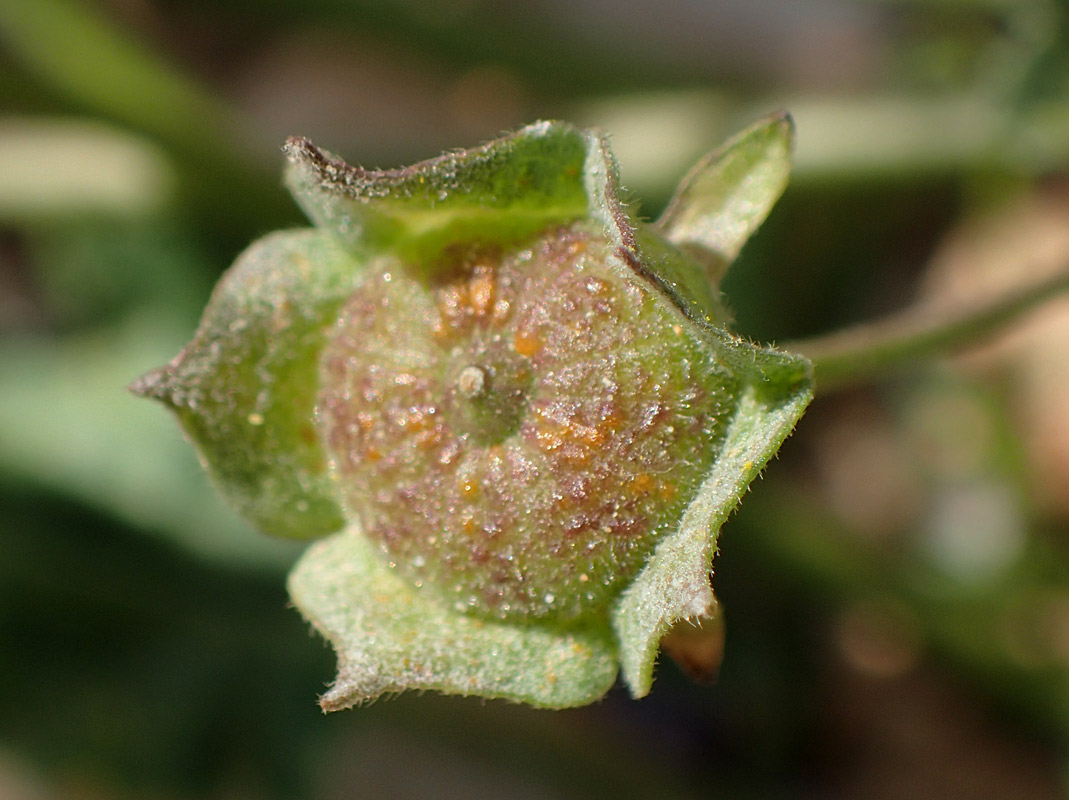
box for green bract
[132,114,812,709]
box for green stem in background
[0,0,235,158]
[785,265,1069,392]
[0,0,294,234]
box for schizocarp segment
[318,224,735,620]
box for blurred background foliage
[2,0,1069,797]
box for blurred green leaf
[0,0,236,158]
[0,119,175,223]
[0,318,301,567]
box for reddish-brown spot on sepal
[659,604,725,684]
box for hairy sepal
[129,230,357,539]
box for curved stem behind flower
[785,264,1069,392]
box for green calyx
[133,115,812,709]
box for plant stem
[784,265,1069,392]
[0,0,295,234]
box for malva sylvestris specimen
[131,115,812,709]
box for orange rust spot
[414,428,441,449]
[573,423,604,447]
[355,412,375,431]
[659,481,677,501]
[469,272,494,317]
[364,446,382,462]
[513,331,542,357]
[271,300,294,333]
[629,473,655,494]
[461,517,477,535]
[532,405,611,459]
[599,407,623,432]
[584,277,609,295]
[459,479,479,499]
[398,411,431,432]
